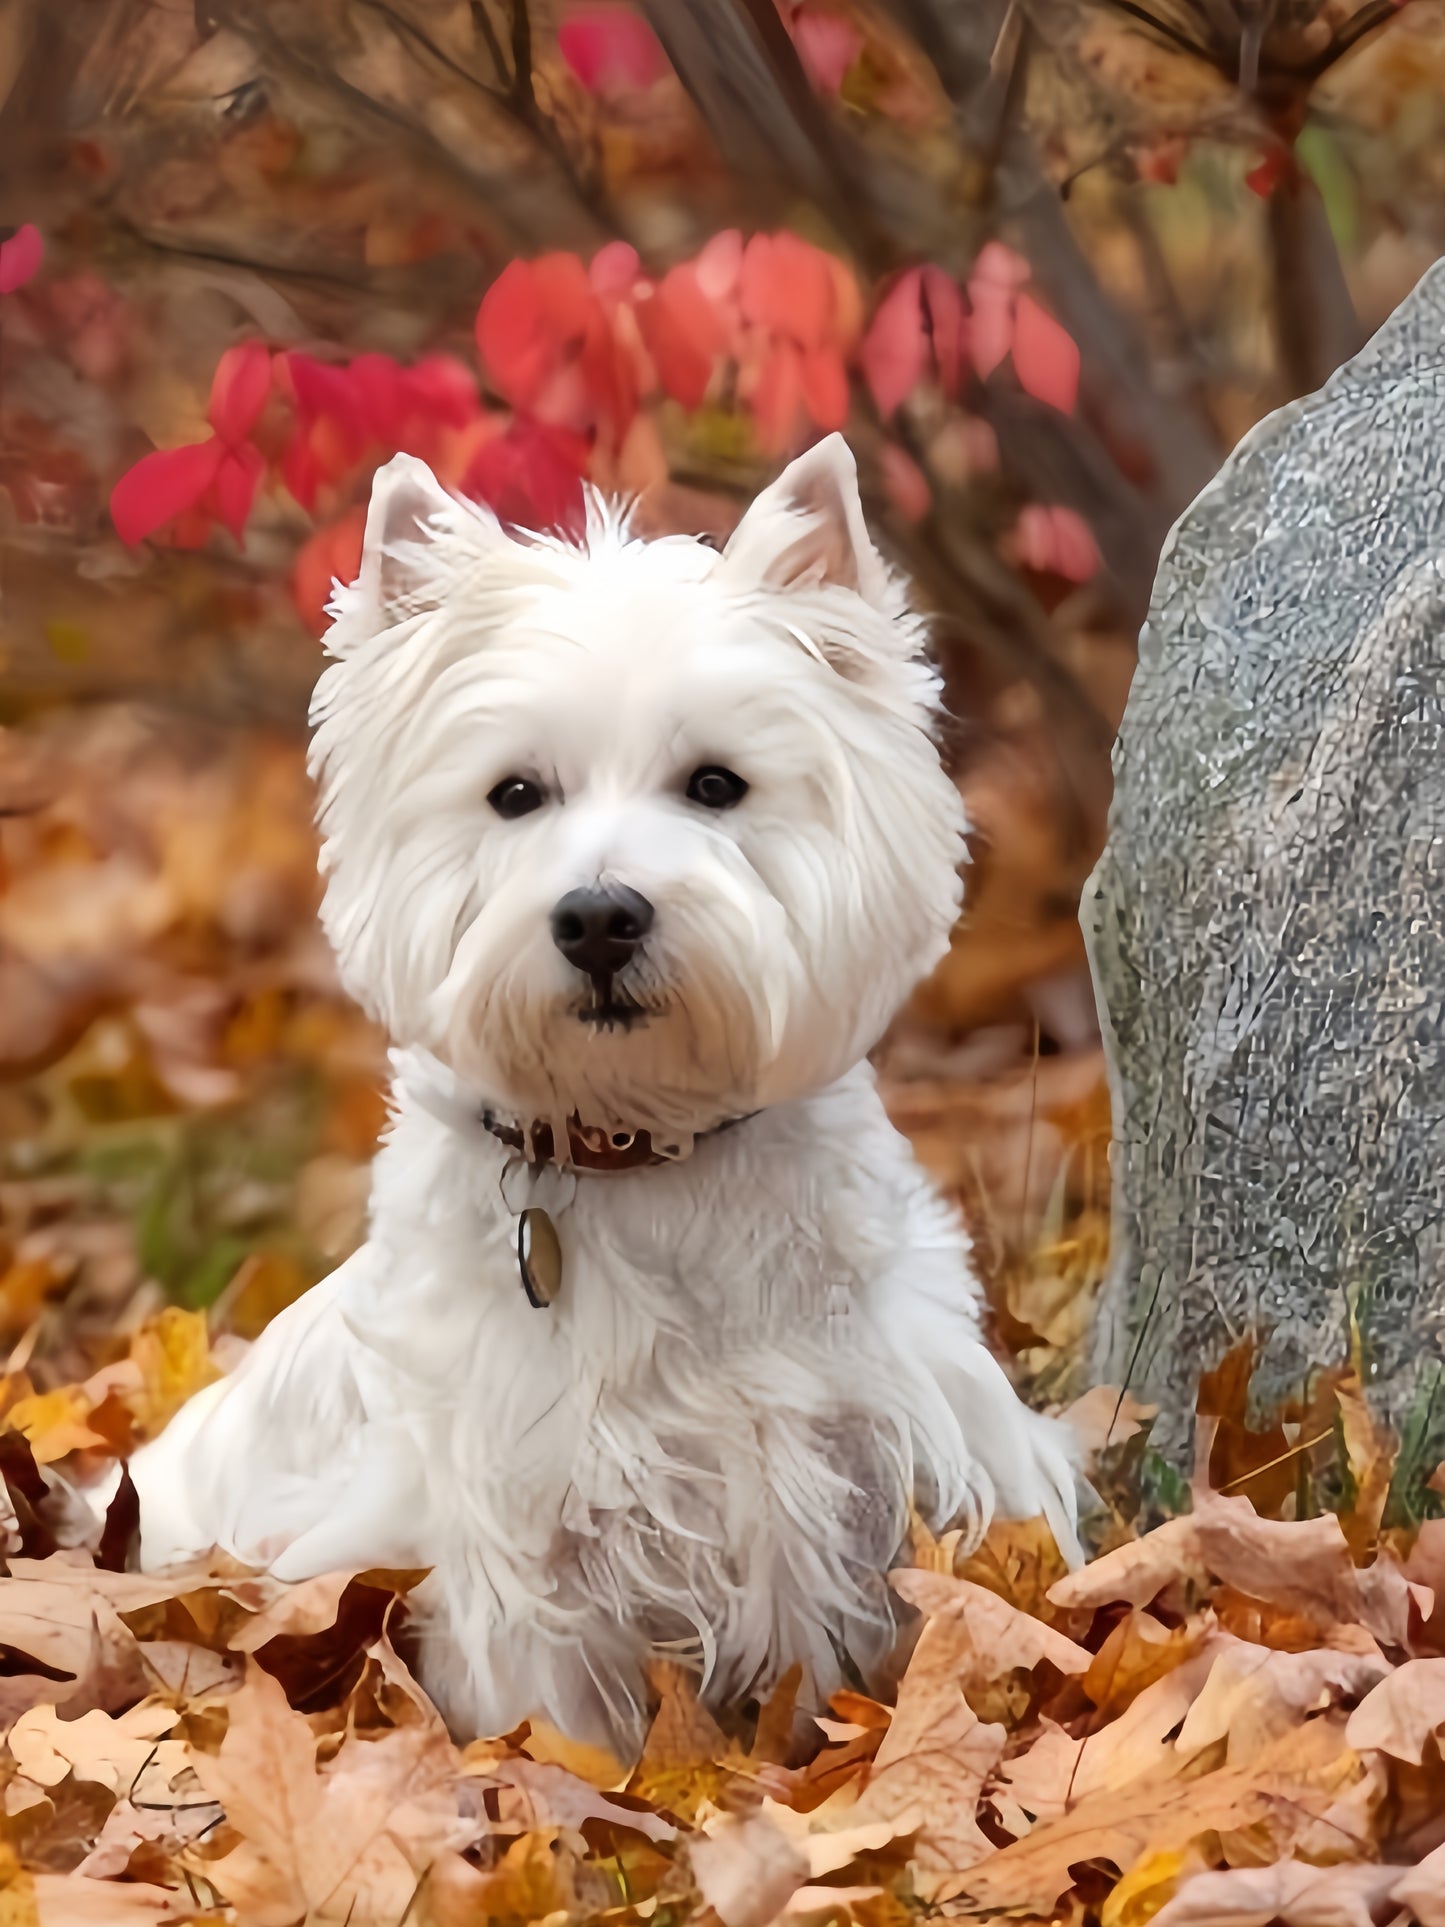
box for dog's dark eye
[488,776,545,819]
[686,766,748,810]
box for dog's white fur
[127,437,1080,1751]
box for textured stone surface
[1083,262,1445,1464]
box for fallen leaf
[1050,1493,1428,1646]
[5,1390,110,1464]
[1390,1838,1445,1925]
[946,1719,1355,1913]
[225,1569,355,1653]
[1063,1385,1156,1459]
[1177,1638,1389,1764]
[123,1309,221,1441]
[691,1812,809,1927]
[190,1659,473,1926]
[0,1558,182,1717]
[994,1641,1224,1830]
[1345,1654,1445,1762]
[1150,1857,1400,1927]
[7,1700,189,1797]
[849,1608,1005,1888]
[889,1566,1091,1694]
[1102,1847,1204,1927]
[480,1755,677,1843]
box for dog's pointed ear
[720,435,895,609]
[352,453,456,629]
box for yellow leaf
[6,1387,109,1464]
[522,1720,629,1791]
[124,1307,220,1440]
[1102,1849,1194,1927]
[0,1844,38,1927]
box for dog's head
[310,436,965,1139]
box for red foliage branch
[109,229,1099,634]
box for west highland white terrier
[125,435,1081,1752]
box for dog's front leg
[865,1245,1084,1566]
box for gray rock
[1083,261,1445,1475]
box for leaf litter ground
[4,714,1445,1924]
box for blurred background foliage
[0,0,1442,1417]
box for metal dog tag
[518,1207,562,1308]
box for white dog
[126,435,1081,1751]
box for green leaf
[1297,123,1358,254]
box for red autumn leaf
[206,341,272,445]
[589,240,642,302]
[292,506,367,637]
[638,265,726,409]
[578,306,640,433]
[400,354,482,432]
[283,352,359,426]
[800,344,850,431]
[1135,134,1188,185]
[741,233,835,353]
[462,417,588,533]
[968,239,1030,379]
[212,443,266,542]
[967,288,1013,379]
[921,266,967,399]
[1012,503,1100,583]
[110,439,224,546]
[1246,147,1289,198]
[476,261,549,409]
[880,442,932,522]
[860,269,927,419]
[558,6,668,96]
[1011,293,1080,413]
[749,339,805,453]
[348,352,408,445]
[694,228,744,307]
[790,7,864,94]
[476,255,597,412]
[0,222,43,294]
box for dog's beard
[423,903,796,1137]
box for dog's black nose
[550,885,654,978]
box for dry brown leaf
[420,1830,581,1925]
[224,1569,356,1653]
[76,1792,222,1881]
[1345,1654,1445,1762]
[760,1802,912,1876]
[190,1658,473,1926]
[519,1718,629,1789]
[1083,1609,1210,1720]
[0,1559,184,1718]
[690,1812,810,1927]
[479,1755,677,1843]
[849,1608,1005,1889]
[630,1661,730,1817]
[1390,1838,1445,1925]
[29,1871,203,1922]
[945,1718,1356,1913]
[890,1567,1092,1693]
[1176,1638,1390,1765]
[1061,1385,1156,1459]
[7,1700,190,1798]
[1050,1493,1428,1644]
[1336,1379,1395,1555]
[1150,1857,1400,1927]
[992,1641,1225,1834]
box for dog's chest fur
[330,1058,973,1743]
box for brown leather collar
[481,1108,754,1174]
